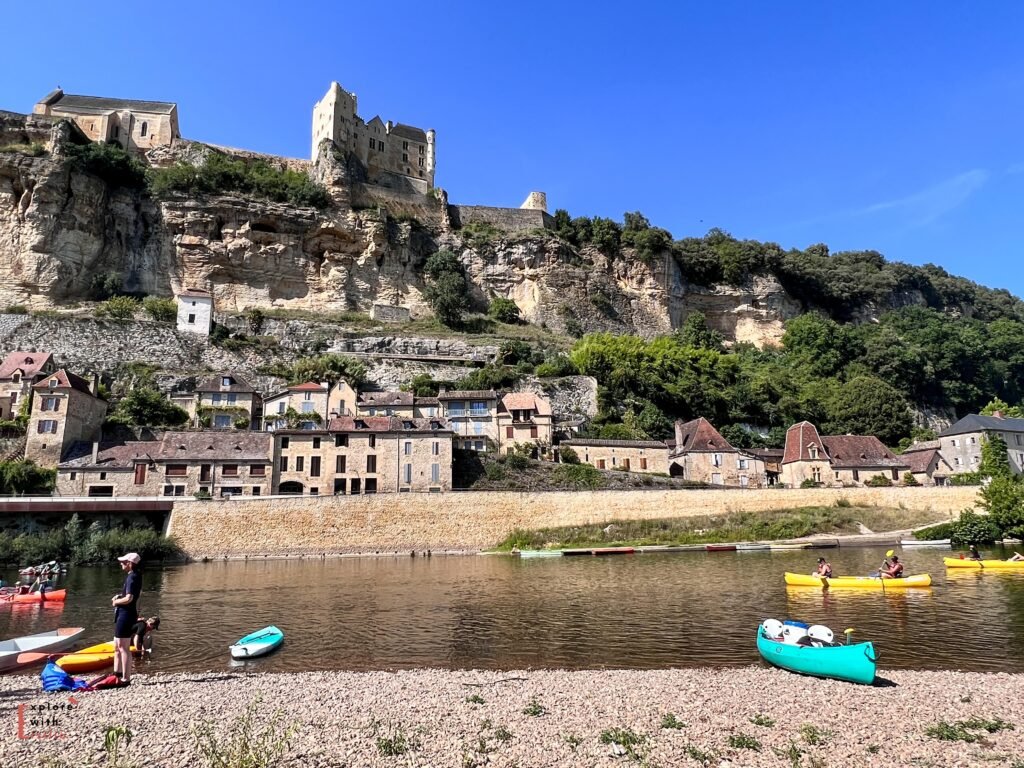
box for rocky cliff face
[0,116,802,346]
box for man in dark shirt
[112,553,142,682]
[130,616,161,655]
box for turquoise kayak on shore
[756,628,876,685]
[230,626,284,659]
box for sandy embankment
[1,667,1021,767]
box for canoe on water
[518,550,562,558]
[0,589,67,604]
[0,627,86,672]
[784,572,932,589]
[944,557,1024,570]
[230,626,284,659]
[57,642,137,673]
[756,627,876,685]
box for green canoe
[756,628,877,685]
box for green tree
[823,375,913,445]
[979,476,1024,538]
[979,433,1012,478]
[141,296,177,322]
[288,354,367,387]
[782,313,852,378]
[0,460,55,495]
[676,311,724,351]
[97,296,140,321]
[422,250,470,327]
[488,297,521,324]
[980,397,1024,418]
[109,387,189,427]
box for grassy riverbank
[1,668,1020,767]
[494,505,948,551]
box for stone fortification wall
[167,485,974,557]
[449,205,553,233]
[351,183,444,224]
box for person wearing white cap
[111,553,142,683]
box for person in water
[130,616,161,655]
[879,554,905,579]
[815,557,833,578]
[111,553,142,683]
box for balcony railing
[448,408,490,418]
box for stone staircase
[0,435,27,463]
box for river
[2,545,1023,674]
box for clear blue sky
[3,1,1022,297]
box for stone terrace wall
[449,205,553,233]
[167,485,975,558]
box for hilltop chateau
[312,81,436,193]
[33,89,180,151]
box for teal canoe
[230,625,284,659]
[756,627,876,685]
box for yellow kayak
[944,557,1024,570]
[56,642,135,673]
[785,572,932,589]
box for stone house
[33,89,180,151]
[496,392,553,456]
[560,438,670,474]
[414,397,441,419]
[901,440,953,486]
[264,382,330,431]
[171,373,262,429]
[749,448,783,486]
[176,289,213,336]
[56,431,273,498]
[668,417,767,487]
[356,391,415,418]
[438,390,499,451]
[273,416,453,496]
[780,421,909,487]
[326,380,359,418]
[312,81,436,192]
[938,413,1024,476]
[0,351,56,419]
[24,370,107,468]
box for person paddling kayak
[814,557,833,578]
[879,554,904,579]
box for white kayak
[230,625,284,659]
[0,627,86,672]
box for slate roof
[782,422,828,465]
[562,438,668,450]
[819,435,908,469]
[414,397,440,406]
[0,351,53,380]
[939,414,1024,437]
[359,391,414,407]
[902,440,941,453]
[438,390,497,400]
[672,417,734,454]
[389,123,428,142]
[500,393,552,416]
[195,374,256,394]
[33,369,94,395]
[157,431,272,462]
[48,93,176,115]
[325,416,451,433]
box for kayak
[901,539,951,547]
[0,627,86,672]
[756,627,876,685]
[944,557,1024,570]
[230,626,284,659]
[1,590,67,604]
[57,642,136,673]
[784,572,932,589]
[518,550,562,558]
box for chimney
[993,410,1005,419]
[91,439,100,465]
[90,373,100,396]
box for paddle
[844,628,855,646]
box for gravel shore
[1,667,1021,767]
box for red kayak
[1,590,66,604]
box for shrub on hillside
[65,142,146,188]
[559,446,580,465]
[552,463,603,489]
[142,296,177,322]
[488,297,521,324]
[865,474,893,487]
[96,296,139,320]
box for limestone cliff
[0,114,802,346]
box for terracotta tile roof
[562,438,668,450]
[33,369,95,395]
[782,421,828,465]
[359,391,414,407]
[288,382,328,392]
[438,390,497,400]
[59,441,160,469]
[672,417,734,454]
[326,416,452,433]
[902,448,950,475]
[500,392,552,416]
[194,373,256,394]
[157,431,273,462]
[820,435,908,469]
[0,351,53,380]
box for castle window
[369,138,374,149]
[402,153,408,162]
[402,141,408,150]
[378,140,385,152]
[140,121,148,137]
[418,158,424,168]
[419,145,424,154]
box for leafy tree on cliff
[821,375,913,446]
[620,211,671,261]
[676,311,724,351]
[422,250,470,327]
[980,398,1024,418]
[108,387,189,428]
[288,355,367,387]
[0,460,55,495]
[488,297,521,324]
[782,313,855,378]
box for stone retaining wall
[167,485,976,558]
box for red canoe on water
[706,544,738,552]
[0,589,67,604]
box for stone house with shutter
[0,351,56,420]
[263,382,330,431]
[901,440,952,486]
[56,431,273,498]
[356,391,415,418]
[24,370,107,468]
[438,389,499,451]
[496,392,553,456]
[669,417,767,487]
[33,89,180,151]
[170,373,262,429]
[273,416,453,496]
[560,438,670,474]
[781,421,910,487]
[780,422,835,487]
[938,412,1024,476]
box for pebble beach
[1,667,1021,767]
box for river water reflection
[2,546,1023,673]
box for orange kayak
[57,642,136,673]
[2,589,67,604]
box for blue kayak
[756,627,876,685]
[230,626,284,659]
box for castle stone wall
[167,485,974,558]
[449,206,554,233]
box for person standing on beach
[111,553,142,683]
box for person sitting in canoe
[1008,552,1024,562]
[131,616,161,656]
[968,544,983,560]
[814,557,833,578]
[879,555,905,579]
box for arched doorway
[279,481,304,495]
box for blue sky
[3,1,1022,297]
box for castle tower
[520,191,548,212]
[426,129,436,182]
[311,81,358,160]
